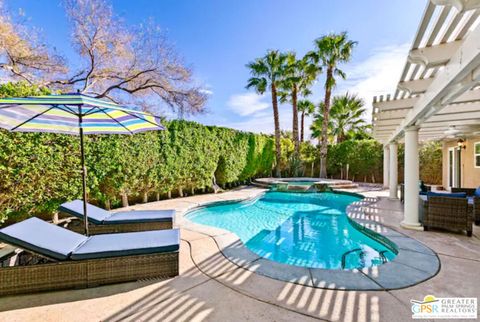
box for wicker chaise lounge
[420,194,473,236]
[59,200,174,234]
[0,217,179,296]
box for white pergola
[372,0,480,230]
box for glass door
[448,147,461,189]
[448,148,454,188]
[455,148,462,187]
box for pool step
[330,183,359,189]
[251,181,270,189]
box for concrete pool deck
[0,186,479,321]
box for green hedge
[0,121,275,224]
[0,82,275,224]
[326,139,442,185]
[327,140,384,183]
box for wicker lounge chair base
[0,252,178,296]
[59,200,175,235]
[66,219,172,234]
[0,217,180,296]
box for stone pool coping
[176,189,441,291]
[255,177,353,184]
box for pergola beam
[426,110,480,122]
[398,78,435,95]
[422,118,480,127]
[431,0,480,12]
[385,25,480,144]
[373,87,480,112]
[408,41,462,68]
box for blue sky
[7,0,425,137]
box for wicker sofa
[451,188,480,225]
[0,217,179,296]
[419,194,473,236]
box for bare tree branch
[0,1,67,85]
[0,0,208,115]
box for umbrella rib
[59,105,79,115]
[121,110,163,128]
[98,107,134,135]
[10,106,57,131]
[82,107,98,116]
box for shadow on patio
[102,239,394,322]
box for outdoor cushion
[475,187,480,198]
[59,200,175,224]
[59,200,110,225]
[0,217,86,260]
[104,210,175,224]
[70,229,180,260]
[427,191,467,199]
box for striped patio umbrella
[0,93,164,235]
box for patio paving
[0,186,479,321]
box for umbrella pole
[79,115,89,236]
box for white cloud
[227,92,270,116]
[199,88,214,95]
[337,43,410,117]
[223,102,294,135]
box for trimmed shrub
[326,139,442,185]
[0,83,275,224]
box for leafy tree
[280,136,295,175]
[246,50,287,177]
[307,32,357,178]
[327,140,383,182]
[297,99,315,142]
[300,141,317,177]
[419,141,442,184]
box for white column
[402,126,422,229]
[389,142,398,199]
[383,145,390,188]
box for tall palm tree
[246,50,287,177]
[297,99,315,142]
[310,93,367,144]
[307,32,357,178]
[310,107,334,144]
[279,53,318,158]
[329,93,367,143]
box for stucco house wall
[442,135,480,189]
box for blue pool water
[187,192,397,269]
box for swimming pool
[187,192,398,269]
